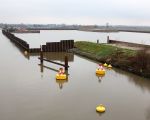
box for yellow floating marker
[96,73,105,77]
[96,69,105,75]
[107,64,112,69]
[56,74,67,80]
[24,51,28,55]
[96,104,106,113]
[103,63,108,67]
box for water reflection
[29,52,74,61]
[8,39,30,59]
[12,40,75,61]
[56,72,68,89]
[38,52,74,72]
[39,64,44,73]
[114,68,150,92]
[40,64,69,89]
[39,64,59,73]
[56,79,67,89]
[43,52,74,62]
[96,74,105,83]
[2,30,150,120]
[146,105,150,120]
[97,112,106,117]
[38,52,73,89]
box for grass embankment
[73,41,150,78]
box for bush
[131,49,150,71]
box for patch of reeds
[131,49,150,72]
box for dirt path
[107,43,150,53]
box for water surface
[0,30,150,120]
[14,30,150,48]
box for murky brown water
[1,30,150,120]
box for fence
[2,30,74,53]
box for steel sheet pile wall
[29,48,41,53]
[2,30,74,53]
[2,30,29,51]
[42,40,74,52]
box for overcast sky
[0,0,150,25]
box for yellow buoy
[96,69,105,75]
[107,64,112,69]
[56,74,67,80]
[24,51,28,55]
[96,73,105,77]
[96,104,106,113]
[103,63,108,67]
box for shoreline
[71,48,150,78]
[79,29,150,33]
[12,30,40,33]
[71,41,150,79]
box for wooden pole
[40,45,43,64]
[97,39,99,44]
[27,44,30,53]
[38,58,69,67]
[64,55,68,71]
[40,64,43,73]
[107,36,110,43]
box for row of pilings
[2,30,30,51]
[2,30,74,53]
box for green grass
[74,41,150,78]
[75,41,136,57]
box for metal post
[64,55,68,71]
